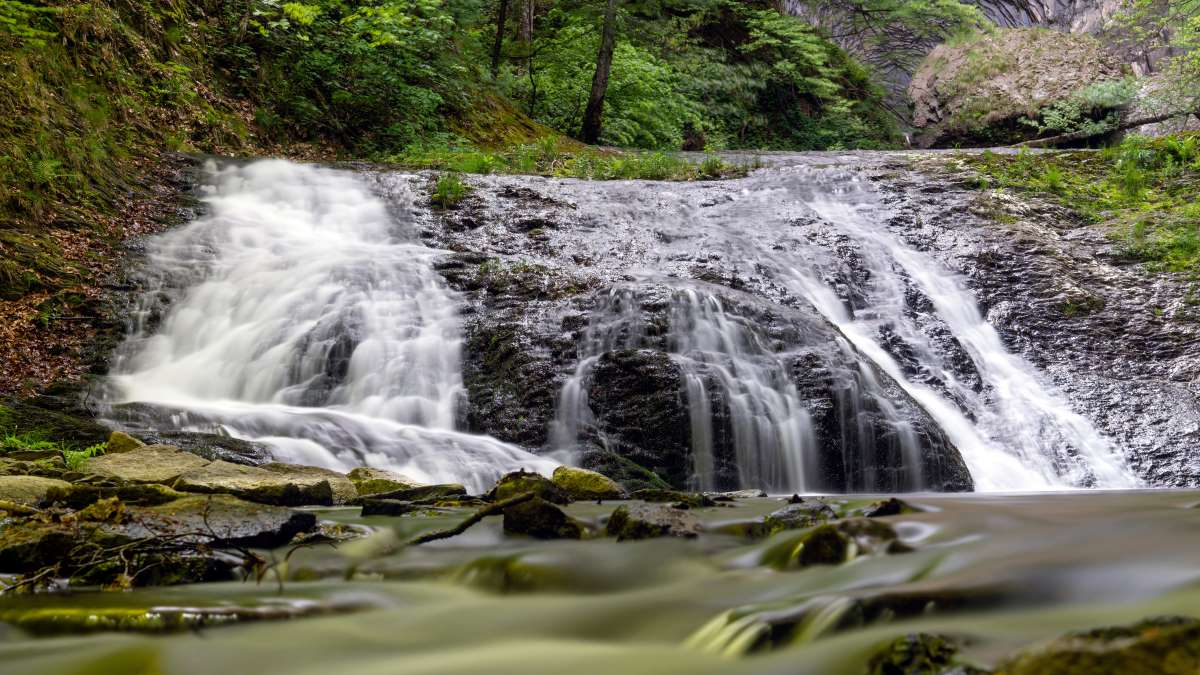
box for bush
[431,173,470,208]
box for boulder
[0,476,73,508]
[106,430,145,454]
[762,518,910,570]
[486,470,570,504]
[763,500,837,534]
[348,467,421,497]
[630,488,714,509]
[857,497,923,518]
[260,463,355,504]
[119,494,317,549]
[173,460,334,506]
[996,616,1200,675]
[82,445,209,485]
[502,496,586,539]
[605,504,701,541]
[367,483,468,502]
[909,28,1125,147]
[360,499,435,517]
[49,483,184,509]
[867,633,962,675]
[551,466,626,501]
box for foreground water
[2,490,1199,674]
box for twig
[405,492,534,546]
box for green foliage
[0,431,60,454]
[62,443,106,471]
[431,173,471,208]
[964,134,1200,275]
[1022,78,1137,137]
[397,142,751,181]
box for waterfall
[108,160,556,492]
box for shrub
[431,173,470,208]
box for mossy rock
[360,499,447,517]
[762,500,837,535]
[502,496,586,540]
[867,633,962,675]
[0,403,110,447]
[630,488,714,509]
[551,466,626,501]
[854,497,924,518]
[260,463,355,505]
[173,460,335,506]
[45,482,183,509]
[348,467,421,497]
[0,475,73,508]
[120,494,318,549]
[761,518,910,570]
[0,456,68,479]
[0,521,82,573]
[605,503,701,541]
[486,470,570,505]
[83,445,209,485]
[106,430,145,454]
[366,483,468,502]
[996,616,1200,675]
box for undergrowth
[396,139,759,181]
[962,134,1200,275]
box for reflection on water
[2,490,1198,674]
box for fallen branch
[1015,110,1199,148]
[405,492,534,546]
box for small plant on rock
[431,173,470,209]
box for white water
[774,168,1137,490]
[110,160,557,492]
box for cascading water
[107,159,556,492]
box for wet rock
[631,489,715,509]
[48,482,184,509]
[0,520,84,573]
[0,476,73,508]
[762,518,909,570]
[260,463,355,504]
[105,430,145,454]
[858,497,924,518]
[867,633,961,675]
[552,466,626,501]
[83,445,209,485]
[120,494,318,549]
[763,500,837,534]
[502,496,585,539]
[712,489,767,500]
[147,431,272,466]
[348,467,421,497]
[368,483,468,502]
[0,601,363,636]
[486,470,570,505]
[0,456,68,480]
[995,616,1200,675]
[606,504,701,541]
[173,460,335,506]
[360,499,433,517]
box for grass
[395,138,759,182]
[2,430,105,469]
[960,135,1200,275]
[430,173,471,209]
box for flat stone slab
[0,476,73,507]
[174,460,334,506]
[83,445,209,484]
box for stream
[2,153,1196,673]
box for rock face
[909,28,1125,147]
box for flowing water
[103,157,1136,494]
[0,154,1188,674]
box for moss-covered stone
[996,616,1200,675]
[105,430,145,454]
[867,633,961,675]
[347,467,421,497]
[551,466,626,501]
[261,463,355,504]
[502,496,586,539]
[0,403,110,447]
[630,489,714,509]
[763,500,836,534]
[121,494,318,549]
[367,483,468,502]
[486,470,570,505]
[45,482,183,509]
[173,460,335,506]
[83,445,209,485]
[0,475,73,507]
[605,503,701,541]
[761,518,909,571]
[856,497,924,518]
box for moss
[501,496,586,540]
[551,466,626,501]
[997,616,1200,675]
[485,470,571,505]
[0,403,110,448]
[761,524,852,570]
[867,633,962,675]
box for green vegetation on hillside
[963,135,1200,275]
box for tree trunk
[580,0,619,144]
[1014,110,1198,148]
[491,0,510,78]
[518,0,534,44]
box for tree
[491,0,510,77]
[580,0,619,143]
